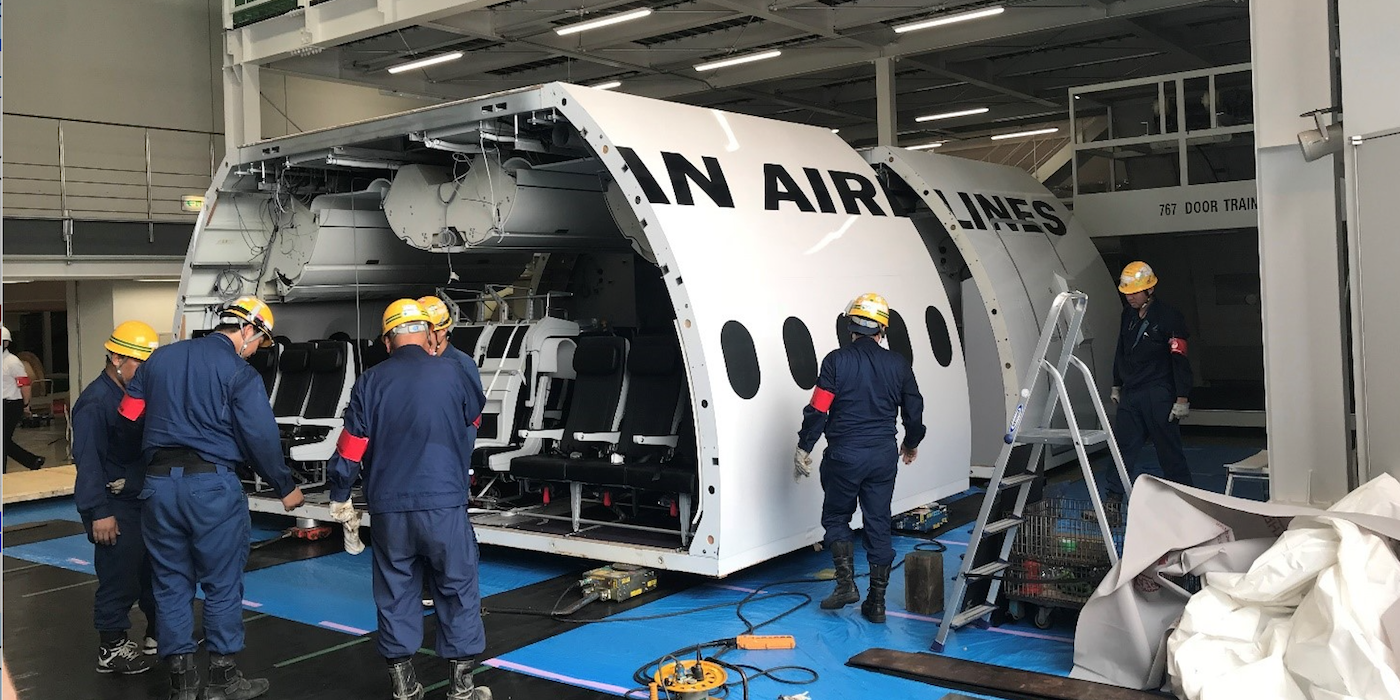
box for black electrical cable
[489,535,950,699]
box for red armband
[810,387,835,413]
[15,377,31,388]
[472,415,482,429]
[1169,338,1188,356]
[336,431,369,461]
[118,395,146,421]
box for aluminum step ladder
[932,291,1132,652]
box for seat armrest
[573,431,621,443]
[632,435,679,448]
[519,429,564,440]
[298,418,344,428]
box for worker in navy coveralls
[120,296,304,700]
[1105,261,1194,500]
[73,321,161,675]
[795,292,926,624]
[328,298,490,700]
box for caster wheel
[1007,601,1025,622]
[1034,606,1053,630]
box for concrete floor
[5,419,71,473]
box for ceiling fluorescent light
[894,6,1004,34]
[907,142,943,150]
[592,81,623,90]
[695,50,782,72]
[990,127,1059,140]
[556,8,652,36]
[915,107,989,122]
[387,51,464,74]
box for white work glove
[1170,401,1190,422]
[1110,386,1121,405]
[794,447,813,480]
[329,500,357,523]
[330,500,365,555]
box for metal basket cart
[1004,496,1125,629]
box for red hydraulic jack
[250,518,335,550]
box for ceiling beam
[1114,18,1212,68]
[700,0,1059,107]
[609,0,1224,100]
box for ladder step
[983,517,1022,535]
[950,604,999,629]
[999,473,1038,489]
[966,560,1010,577]
[1014,428,1108,446]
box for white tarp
[1070,475,1400,698]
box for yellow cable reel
[650,659,727,700]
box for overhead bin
[864,147,1119,474]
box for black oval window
[835,314,852,349]
[721,321,761,399]
[926,306,954,367]
[885,309,914,366]
[782,317,818,390]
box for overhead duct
[382,155,627,252]
[268,181,529,302]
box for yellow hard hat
[105,321,160,361]
[418,295,452,331]
[1118,261,1158,294]
[846,292,890,335]
[219,296,275,348]
[383,298,432,336]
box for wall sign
[1075,180,1259,237]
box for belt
[147,448,222,477]
[146,463,221,477]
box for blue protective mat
[3,497,582,636]
[241,546,581,635]
[491,525,1075,699]
[1,497,85,527]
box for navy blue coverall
[1107,298,1194,495]
[797,336,926,567]
[329,344,486,661]
[72,372,156,640]
[442,343,484,446]
[121,333,298,659]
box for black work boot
[861,563,892,623]
[388,659,424,700]
[97,634,154,675]
[167,653,200,700]
[446,659,492,700]
[202,654,269,700]
[820,540,861,609]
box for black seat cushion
[361,339,389,370]
[564,460,629,487]
[272,344,314,418]
[303,344,348,419]
[556,336,627,456]
[510,455,570,481]
[451,326,485,358]
[624,464,697,494]
[618,336,686,463]
[472,444,521,468]
[249,344,281,398]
